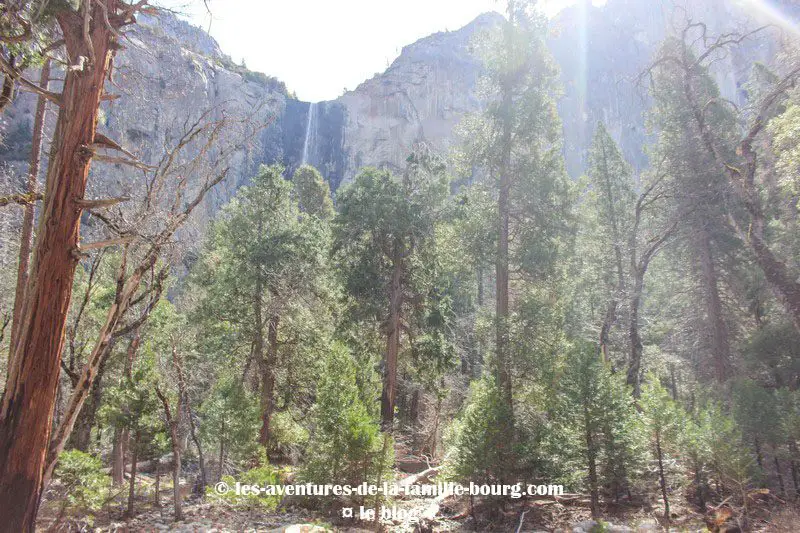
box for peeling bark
[0,5,121,529]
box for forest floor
[35,493,800,532]
[38,467,800,532]
[35,449,799,532]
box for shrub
[208,451,282,511]
[300,343,391,493]
[444,377,513,483]
[53,450,110,522]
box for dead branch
[0,192,43,207]
[75,196,130,209]
[78,236,136,252]
[90,151,157,171]
[0,54,62,105]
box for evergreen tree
[191,164,331,453]
[575,123,636,363]
[647,38,739,381]
[640,378,682,522]
[334,148,450,430]
[456,0,572,467]
[555,342,643,517]
[301,343,391,494]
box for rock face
[0,12,290,225]
[326,0,796,182]
[551,0,797,176]
[1,0,795,209]
[331,12,501,181]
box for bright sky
[159,1,600,102]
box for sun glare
[739,0,800,36]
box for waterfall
[301,102,316,166]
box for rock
[606,525,634,533]
[335,13,499,186]
[572,519,598,532]
[635,519,662,532]
[266,525,329,533]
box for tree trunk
[9,59,50,355]
[755,436,764,471]
[599,300,617,363]
[496,87,513,422]
[0,54,17,115]
[171,439,182,521]
[66,350,109,452]
[0,5,119,529]
[45,258,170,487]
[153,456,161,508]
[111,427,126,486]
[66,377,101,452]
[126,430,141,519]
[655,429,670,523]
[693,458,706,510]
[669,364,678,401]
[380,250,403,430]
[189,417,206,495]
[747,231,800,332]
[790,443,800,499]
[598,133,626,365]
[585,407,599,518]
[173,346,206,495]
[259,315,279,448]
[627,279,644,397]
[155,381,183,521]
[113,333,139,487]
[696,228,731,381]
[774,447,786,498]
[218,420,225,481]
[682,57,800,333]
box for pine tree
[301,343,390,492]
[456,0,571,466]
[191,164,331,452]
[556,342,643,517]
[334,149,449,431]
[577,123,636,363]
[640,378,682,522]
[647,38,738,381]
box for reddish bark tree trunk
[495,69,514,429]
[380,251,403,430]
[258,315,279,448]
[0,5,119,530]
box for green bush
[444,377,514,483]
[208,452,281,511]
[271,410,309,462]
[300,343,391,492]
[53,450,110,518]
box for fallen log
[399,464,441,489]
[100,453,174,475]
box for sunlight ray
[738,0,800,36]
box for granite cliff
[1,0,796,207]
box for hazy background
[159,0,608,101]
